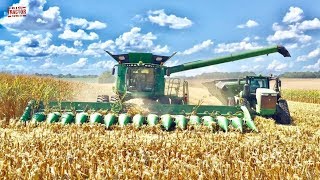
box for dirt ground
[72,80,222,105]
[72,78,320,105]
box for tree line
[279,71,320,78]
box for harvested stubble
[0,102,320,179]
[0,73,75,121]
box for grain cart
[20,45,290,132]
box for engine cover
[256,88,278,116]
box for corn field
[0,73,75,121]
[0,74,319,179]
[0,101,319,179]
[282,89,320,104]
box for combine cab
[20,45,291,132]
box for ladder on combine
[166,78,189,104]
[166,78,181,96]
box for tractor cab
[246,76,270,94]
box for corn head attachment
[20,100,258,132]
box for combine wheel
[157,97,171,104]
[97,95,109,102]
[170,98,184,105]
[110,95,120,102]
[274,99,291,124]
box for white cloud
[180,40,213,55]
[285,43,298,50]
[254,57,265,62]
[148,9,193,29]
[214,40,262,53]
[40,59,58,69]
[66,58,87,69]
[87,40,115,50]
[165,59,179,67]
[272,23,283,31]
[47,44,80,55]
[3,64,27,72]
[84,27,170,56]
[3,32,52,57]
[11,57,25,63]
[132,14,147,22]
[91,60,116,69]
[65,17,107,30]
[267,60,288,72]
[267,29,312,43]
[237,20,259,28]
[172,66,220,77]
[303,59,320,70]
[0,0,62,30]
[115,27,156,51]
[243,37,250,42]
[87,21,107,30]
[283,7,303,23]
[84,40,115,57]
[0,40,11,46]
[59,29,99,41]
[2,33,81,57]
[152,45,170,54]
[240,65,261,72]
[73,40,83,47]
[297,48,320,62]
[298,18,320,31]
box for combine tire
[274,99,291,124]
[171,98,184,105]
[97,95,109,102]
[157,97,171,104]
[110,95,120,102]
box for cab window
[249,78,269,93]
[126,67,155,92]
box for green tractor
[204,75,291,124]
[20,45,291,132]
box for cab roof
[106,51,176,65]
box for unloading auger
[20,45,291,132]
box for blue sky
[0,0,319,76]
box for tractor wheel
[97,95,109,102]
[274,99,291,124]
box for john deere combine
[20,45,291,132]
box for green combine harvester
[21,45,291,132]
